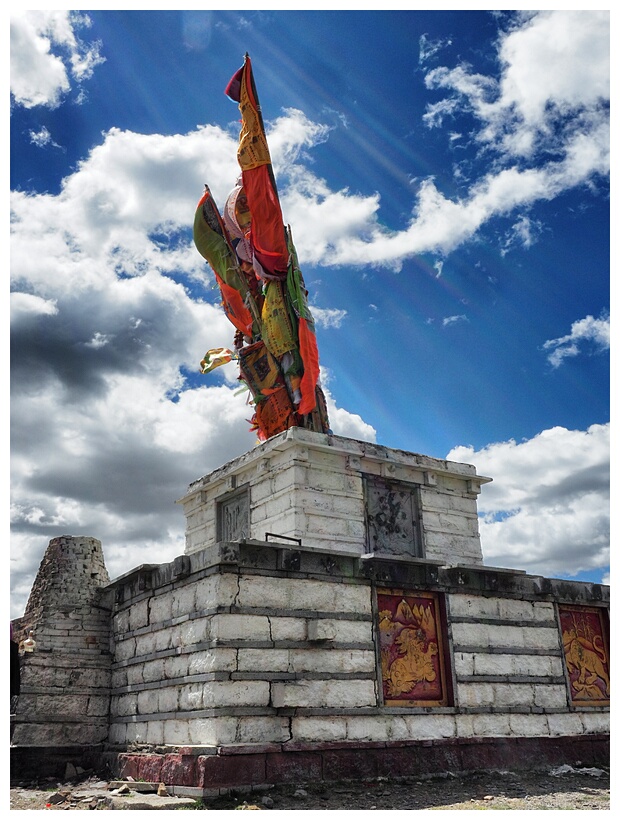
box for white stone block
[472,653,514,676]
[292,716,348,742]
[383,716,409,741]
[179,618,209,648]
[164,654,189,680]
[311,619,373,644]
[137,689,159,715]
[403,714,457,740]
[471,713,511,736]
[508,714,549,736]
[522,627,561,651]
[510,655,558,677]
[114,693,138,717]
[345,716,390,742]
[457,682,495,708]
[448,595,498,618]
[188,648,238,676]
[149,591,173,624]
[112,668,128,688]
[125,722,148,744]
[126,664,145,686]
[115,637,137,662]
[163,719,191,745]
[580,711,610,734]
[113,610,131,634]
[187,717,224,746]
[201,680,270,708]
[547,713,585,736]
[533,684,568,709]
[196,576,235,615]
[237,648,291,672]
[455,714,476,737]
[530,601,555,621]
[307,619,336,641]
[145,720,164,745]
[493,683,534,708]
[154,627,173,652]
[237,716,292,743]
[108,724,127,745]
[158,686,179,713]
[134,631,156,657]
[210,613,271,642]
[143,659,166,683]
[453,652,475,676]
[172,586,197,618]
[289,648,375,674]
[237,575,370,615]
[271,679,376,708]
[451,622,490,646]
[179,682,205,711]
[129,599,150,631]
[262,617,301,642]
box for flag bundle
[193,54,330,440]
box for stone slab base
[109,735,609,796]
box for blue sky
[9,9,610,618]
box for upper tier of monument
[178,427,492,567]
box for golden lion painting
[378,592,446,704]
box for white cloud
[311,306,347,329]
[29,126,57,148]
[500,214,543,255]
[10,10,104,109]
[9,114,374,620]
[442,314,468,327]
[321,371,377,442]
[425,10,609,159]
[447,424,609,579]
[543,313,610,368]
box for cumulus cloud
[425,10,609,159]
[447,424,609,579]
[10,10,104,109]
[9,112,375,619]
[543,313,610,368]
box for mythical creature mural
[377,589,450,706]
[559,605,610,706]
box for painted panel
[377,589,450,706]
[559,605,610,707]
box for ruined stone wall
[11,536,113,747]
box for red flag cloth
[297,316,319,415]
[224,66,244,102]
[243,164,289,279]
[214,272,253,336]
[231,55,289,279]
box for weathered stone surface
[271,679,376,708]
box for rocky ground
[9,764,610,811]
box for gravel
[10,764,610,811]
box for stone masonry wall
[179,428,489,567]
[11,536,113,747]
[107,542,609,754]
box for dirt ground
[9,765,610,811]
